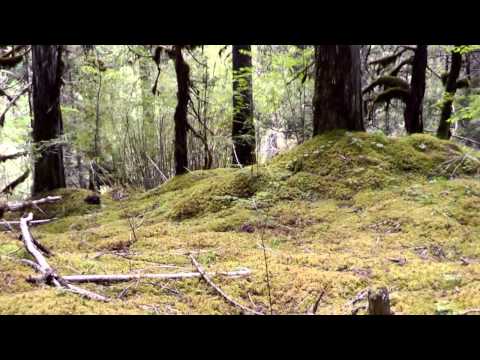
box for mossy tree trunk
[437,48,462,140]
[404,45,428,134]
[32,45,66,195]
[173,46,190,176]
[232,45,256,166]
[312,45,364,135]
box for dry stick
[4,196,61,212]
[0,83,31,126]
[29,268,252,284]
[1,218,55,228]
[459,309,480,315]
[1,217,53,256]
[450,154,467,179]
[0,151,28,163]
[20,213,109,302]
[189,254,263,315]
[1,169,30,194]
[20,214,52,273]
[252,198,273,315]
[0,256,42,273]
[146,154,169,182]
[307,290,326,315]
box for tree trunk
[404,45,428,134]
[437,48,462,139]
[173,46,189,175]
[139,57,156,188]
[312,45,364,135]
[32,45,66,195]
[232,45,256,166]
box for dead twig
[459,309,480,315]
[307,290,326,315]
[4,196,61,213]
[189,254,263,315]
[28,268,253,284]
[20,212,109,302]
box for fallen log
[3,196,61,213]
[29,268,253,284]
[20,213,108,302]
[189,254,263,315]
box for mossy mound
[1,131,480,315]
[33,188,103,219]
[153,131,480,220]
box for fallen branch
[0,151,27,163]
[0,83,31,127]
[307,290,326,315]
[3,196,61,213]
[1,218,55,229]
[189,254,263,315]
[452,134,480,147]
[20,214,52,273]
[29,268,252,284]
[1,169,30,195]
[0,256,42,273]
[459,309,480,315]
[20,213,108,302]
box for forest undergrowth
[1,131,480,315]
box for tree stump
[368,287,392,315]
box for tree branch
[1,169,30,195]
[189,254,263,315]
[0,83,31,127]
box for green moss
[32,188,103,219]
[1,132,480,314]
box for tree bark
[232,45,256,166]
[312,45,364,135]
[404,45,428,134]
[32,45,66,194]
[173,46,190,175]
[437,48,462,139]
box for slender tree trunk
[232,45,256,166]
[312,45,364,135]
[32,45,66,195]
[404,45,428,134]
[139,57,156,188]
[173,46,189,176]
[437,48,462,139]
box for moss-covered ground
[1,131,480,314]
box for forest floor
[1,130,480,315]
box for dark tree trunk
[173,46,190,176]
[437,48,462,139]
[312,45,364,135]
[32,45,66,195]
[404,45,428,134]
[232,45,256,166]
